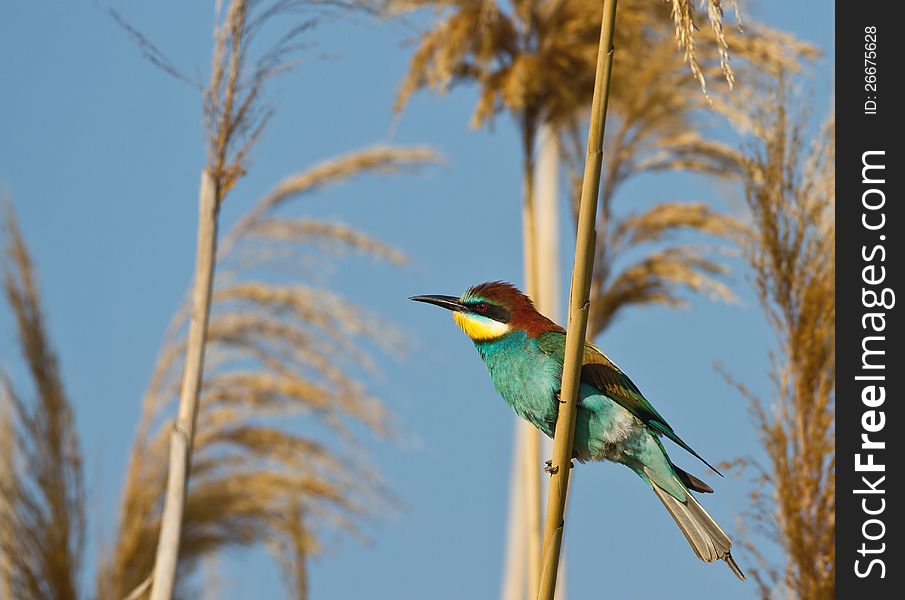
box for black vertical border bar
[837,1,902,597]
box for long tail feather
[671,462,714,493]
[648,476,746,581]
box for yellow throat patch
[453,311,510,341]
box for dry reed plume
[722,77,835,599]
[1,157,437,600]
[1,158,437,600]
[146,2,310,595]
[563,16,816,338]
[391,0,739,127]
[98,144,439,600]
[389,0,815,338]
[0,206,85,600]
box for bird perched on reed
[411,281,745,580]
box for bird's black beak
[409,294,465,312]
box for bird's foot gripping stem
[544,459,574,475]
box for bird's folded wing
[536,330,667,424]
[536,330,721,475]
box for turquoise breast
[475,331,561,436]
[474,331,645,464]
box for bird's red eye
[475,302,488,313]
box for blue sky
[1,1,832,598]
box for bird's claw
[544,459,574,475]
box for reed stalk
[537,0,618,597]
[501,428,527,600]
[143,2,296,593]
[520,116,544,596]
[535,125,561,322]
[535,123,564,599]
[150,169,219,600]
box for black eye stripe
[464,300,511,323]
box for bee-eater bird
[411,281,745,580]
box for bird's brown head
[410,281,561,342]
